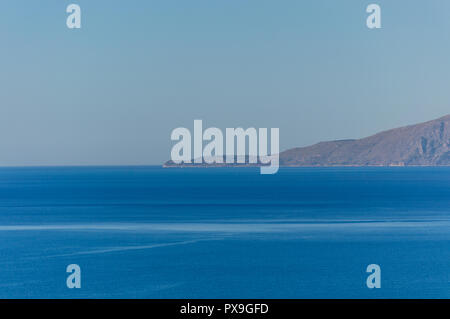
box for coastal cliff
[280,114,450,166]
[164,114,450,167]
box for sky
[0,0,449,165]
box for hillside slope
[280,114,450,166]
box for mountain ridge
[280,114,450,166]
[164,114,450,167]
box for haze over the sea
[1,1,450,166]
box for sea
[0,166,448,298]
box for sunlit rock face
[279,114,450,166]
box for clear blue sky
[1,0,449,165]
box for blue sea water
[0,166,449,299]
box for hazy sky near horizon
[1,0,450,165]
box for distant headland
[164,114,450,167]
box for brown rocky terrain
[164,114,450,167]
[280,114,450,166]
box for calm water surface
[0,167,449,298]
